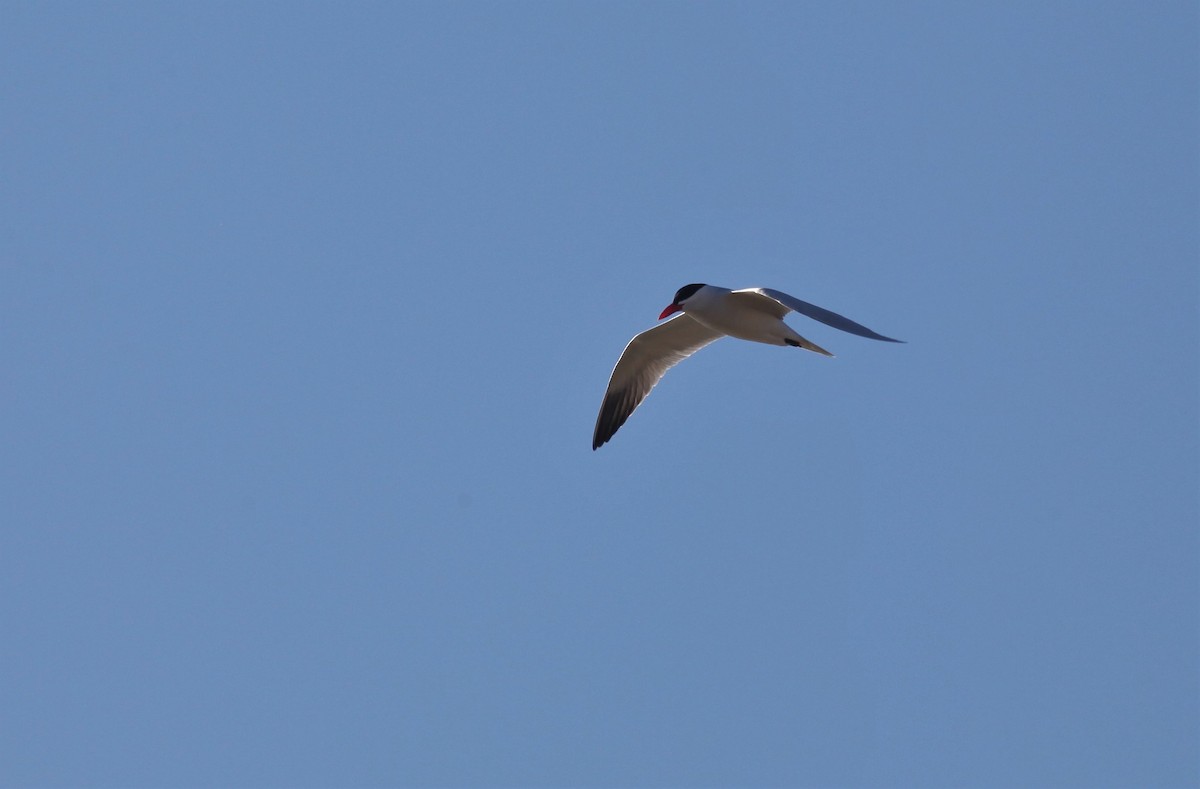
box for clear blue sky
[2,2,1196,787]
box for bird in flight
[592,284,903,450]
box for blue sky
[2,2,1196,786]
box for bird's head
[658,283,707,319]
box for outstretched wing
[733,288,904,343]
[593,315,724,450]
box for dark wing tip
[592,387,635,450]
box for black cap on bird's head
[659,283,707,319]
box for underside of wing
[735,288,904,343]
[592,315,723,450]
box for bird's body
[592,283,903,450]
[676,285,832,352]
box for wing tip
[593,425,618,450]
[591,403,621,451]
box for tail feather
[785,336,834,357]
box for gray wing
[735,288,904,343]
[593,315,724,450]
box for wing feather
[592,315,723,450]
[733,288,904,343]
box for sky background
[2,2,1197,787]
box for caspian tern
[592,284,903,450]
